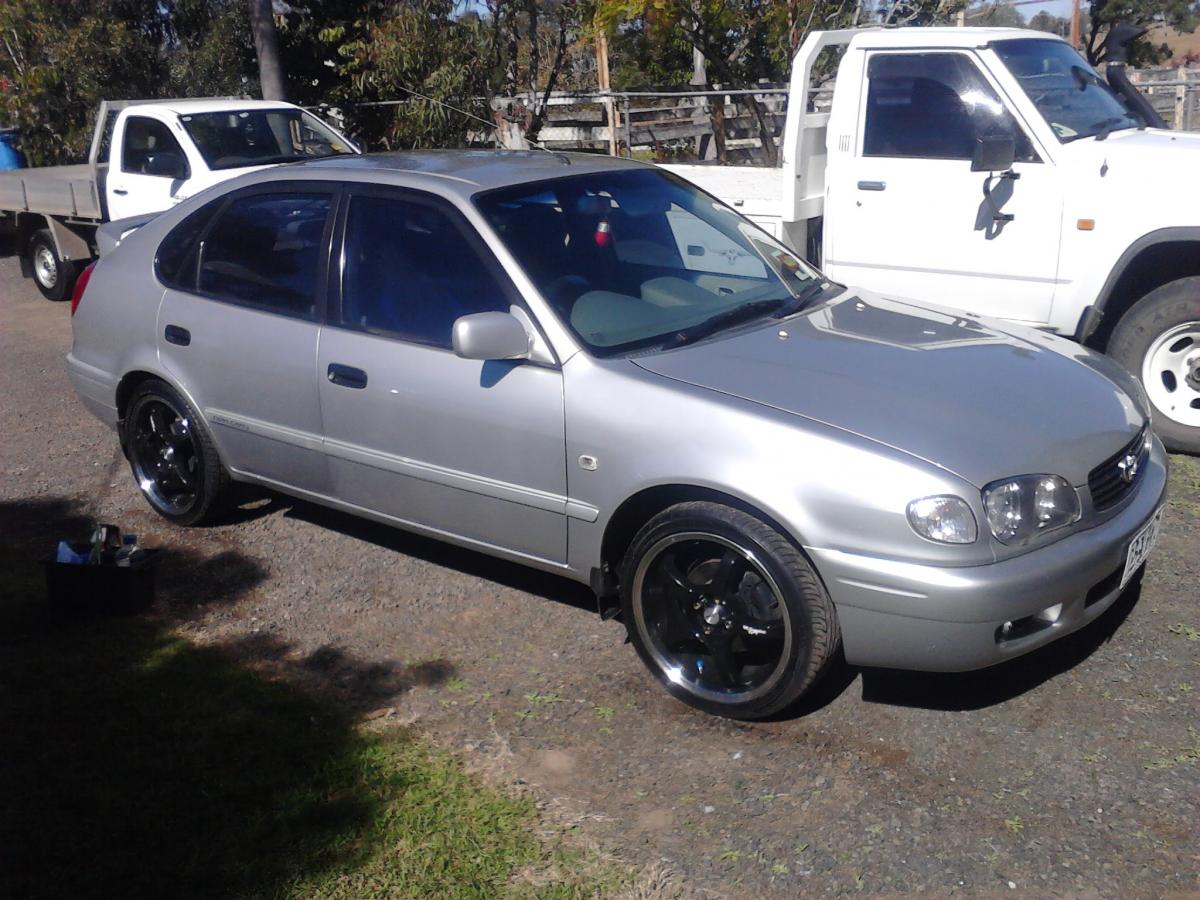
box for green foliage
[1086,0,1200,65]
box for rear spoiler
[96,212,159,257]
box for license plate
[1120,507,1163,590]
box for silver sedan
[67,151,1167,719]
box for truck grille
[1088,426,1149,510]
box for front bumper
[807,440,1169,672]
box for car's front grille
[1088,426,1149,510]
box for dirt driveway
[2,255,1197,897]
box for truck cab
[663,27,1200,453]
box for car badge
[1117,452,1139,483]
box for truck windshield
[474,169,822,357]
[992,38,1141,142]
[179,109,355,170]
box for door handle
[327,363,368,389]
[112,188,129,196]
[857,181,886,192]
[164,324,190,346]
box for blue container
[0,129,26,170]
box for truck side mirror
[144,151,188,180]
[971,135,1016,173]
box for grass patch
[0,598,620,898]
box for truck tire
[1108,276,1200,454]
[619,501,840,720]
[29,229,77,302]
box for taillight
[70,260,97,316]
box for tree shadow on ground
[0,495,455,898]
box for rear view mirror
[971,135,1015,173]
[452,312,531,361]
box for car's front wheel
[1109,277,1200,454]
[122,380,231,526]
[620,501,840,720]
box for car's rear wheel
[1109,277,1200,454]
[122,380,231,526]
[619,501,840,720]
[29,229,77,302]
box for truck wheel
[619,501,840,720]
[121,380,232,526]
[29,229,77,301]
[1109,277,1200,454]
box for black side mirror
[971,135,1015,173]
[144,151,188,179]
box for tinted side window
[122,117,188,176]
[339,195,511,348]
[864,53,1037,161]
[156,202,220,289]
[198,192,332,318]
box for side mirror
[452,311,531,361]
[971,135,1015,173]
[144,151,188,179]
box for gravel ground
[2,253,1198,898]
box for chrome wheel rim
[632,532,792,705]
[1142,322,1200,428]
[130,399,200,514]
[34,245,57,288]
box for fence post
[1175,66,1187,131]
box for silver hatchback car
[67,151,1167,719]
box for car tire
[1109,277,1200,454]
[122,380,232,526]
[619,501,840,720]
[28,229,77,301]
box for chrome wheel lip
[1142,322,1200,428]
[129,399,200,515]
[34,245,57,289]
[631,531,793,706]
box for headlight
[906,495,978,544]
[983,474,1080,545]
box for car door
[108,114,194,219]
[317,185,569,565]
[823,50,1063,324]
[156,183,337,494]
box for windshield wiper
[775,279,843,316]
[1091,116,1136,141]
[660,298,786,349]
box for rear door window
[196,191,334,319]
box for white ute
[663,26,1200,453]
[0,98,357,301]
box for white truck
[663,26,1200,454]
[0,98,357,301]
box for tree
[1084,0,1199,65]
[0,0,168,165]
[1029,9,1070,35]
[249,0,287,99]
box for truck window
[180,109,353,171]
[122,117,189,178]
[863,53,1036,162]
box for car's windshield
[474,169,822,357]
[179,109,355,171]
[992,38,1142,142]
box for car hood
[631,292,1147,488]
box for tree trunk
[248,0,286,100]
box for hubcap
[632,533,792,705]
[1142,322,1200,428]
[34,246,57,288]
[130,399,200,514]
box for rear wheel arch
[1088,229,1200,350]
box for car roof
[297,149,649,194]
[848,26,1065,49]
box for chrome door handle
[857,181,886,192]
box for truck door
[107,114,193,220]
[824,50,1062,324]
